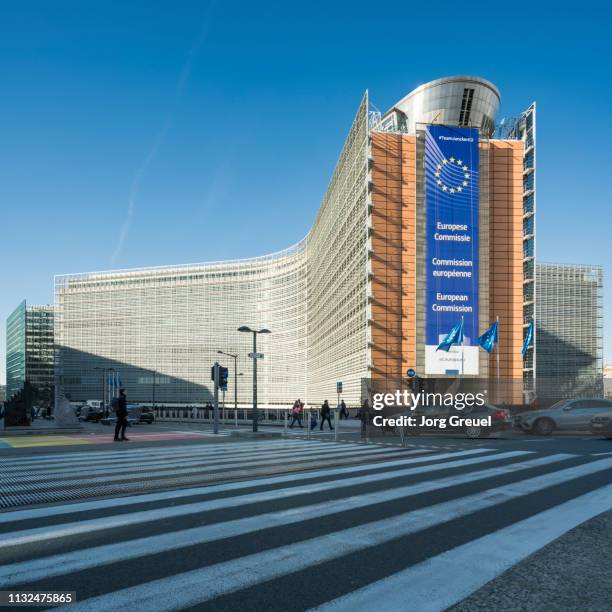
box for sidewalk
[450,509,612,611]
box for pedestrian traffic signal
[219,366,229,391]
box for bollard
[307,409,311,440]
[334,407,338,442]
[235,408,238,428]
[284,411,288,437]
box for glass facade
[6,300,26,400]
[536,262,603,396]
[55,95,370,407]
[5,301,54,403]
[25,305,55,404]
[506,104,537,390]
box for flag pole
[461,315,465,377]
[496,316,500,404]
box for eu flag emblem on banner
[436,319,464,352]
[478,320,499,353]
[433,155,473,195]
[522,319,534,358]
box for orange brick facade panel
[369,132,416,380]
[488,140,524,382]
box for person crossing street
[289,399,304,428]
[113,388,129,442]
[320,400,334,431]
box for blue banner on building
[425,125,479,375]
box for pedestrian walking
[114,388,129,442]
[289,399,304,428]
[320,400,334,430]
[359,398,371,439]
[339,399,349,420]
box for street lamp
[143,368,157,411]
[237,326,271,432]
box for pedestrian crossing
[0,438,610,611]
[0,439,414,509]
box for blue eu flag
[436,319,464,352]
[478,320,499,353]
[522,319,534,358]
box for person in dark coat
[320,400,333,430]
[339,399,349,420]
[114,388,129,441]
[359,398,371,439]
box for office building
[55,76,535,406]
[604,365,612,399]
[6,301,55,404]
[536,262,604,397]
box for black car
[590,410,612,439]
[138,407,155,424]
[79,406,104,422]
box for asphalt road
[0,433,610,611]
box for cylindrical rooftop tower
[392,75,501,136]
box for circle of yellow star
[433,158,472,194]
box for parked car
[138,407,155,424]
[101,404,143,427]
[590,411,612,439]
[79,406,104,422]
[514,398,612,435]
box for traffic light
[219,366,229,391]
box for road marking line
[313,482,612,612]
[0,443,397,481]
[0,439,357,467]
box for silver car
[514,398,612,435]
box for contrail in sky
[111,4,215,266]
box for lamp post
[143,368,157,411]
[237,326,271,432]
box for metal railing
[151,405,359,429]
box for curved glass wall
[55,95,371,407]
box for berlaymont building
[55,75,536,407]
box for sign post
[335,381,342,441]
[212,362,220,435]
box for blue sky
[1,0,611,383]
